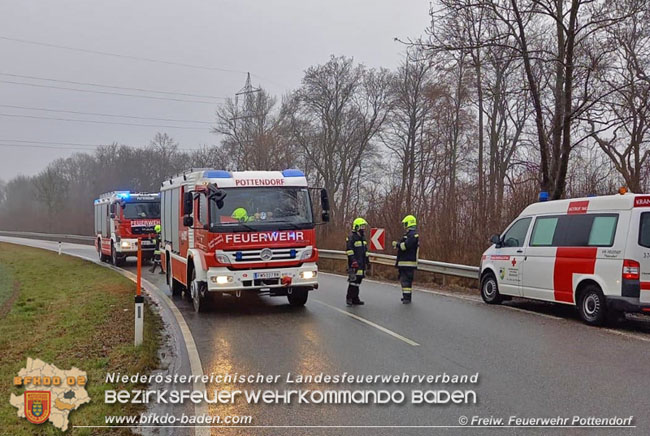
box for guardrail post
[58,241,62,255]
[134,239,144,346]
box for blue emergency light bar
[204,170,231,178]
[115,191,131,199]
[282,169,304,177]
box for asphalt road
[2,237,650,435]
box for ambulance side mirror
[490,234,502,248]
[182,191,193,215]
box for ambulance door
[633,209,650,306]
[493,217,531,297]
[522,215,560,302]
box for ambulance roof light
[619,186,627,195]
[538,191,549,202]
[116,191,131,199]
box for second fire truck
[94,191,161,266]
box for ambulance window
[561,215,594,246]
[530,217,558,246]
[588,216,617,246]
[639,213,650,248]
[502,218,531,247]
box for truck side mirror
[110,213,116,219]
[490,234,502,247]
[183,215,194,227]
[110,203,116,214]
[320,188,330,211]
[183,191,193,215]
[322,211,330,222]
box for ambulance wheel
[578,285,607,326]
[480,273,503,304]
[287,288,308,307]
[190,269,209,313]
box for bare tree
[213,88,296,170]
[285,56,392,224]
[588,0,650,192]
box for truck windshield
[123,202,161,219]
[210,187,313,231]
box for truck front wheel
[287,288,309,307]
[190,269,209,313]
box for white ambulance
[480,192,650,325]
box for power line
[0,112,209,130]
[0,104,212,124]
[0,72,226,100]
[0,35,248,74]
[0,80,223,104]
[0,139,215,152]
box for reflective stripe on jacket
[395,228,419,269]
[346,231,369,270]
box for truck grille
[226,248,302,262]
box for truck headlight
[120,241,131,249]
[214,275,233,284]
[301,271,316,279]
[300,248,313,260]
[215,253,230,264]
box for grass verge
[0,242,162,435]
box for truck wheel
[287,288,308,307]
[171,279,183,298]
[111,245,124,267]
[190,269,209,313]
[480,273,503,304]
[98,240,107,262]
[578,285,607,326]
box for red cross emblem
[511,258,517,267]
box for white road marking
[313,299,420,346]
[602,327,650,343]
[0,237,210,436]
[321,272,650,341]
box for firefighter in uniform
[150,224,163,273]
[346,217,370,306]
[392,215,419,304]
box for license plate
[254,271,281,279]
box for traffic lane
[159,291,501,434]
[314,273,650,432]
[132,268,637,435]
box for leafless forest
[1,0,650,265]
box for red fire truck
[160,169,330,312]
[94,191,161,266]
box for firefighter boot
[401,292,412,304]
[353,299,365,305]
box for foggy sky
[0,0,430,180]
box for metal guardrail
[319,249,480,279]
[0,230,94,244]
[0,231,480,280]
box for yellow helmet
[154,224,161,233]
[352,217,368,231]
[232,207,249,222]
[402,215,417,228]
